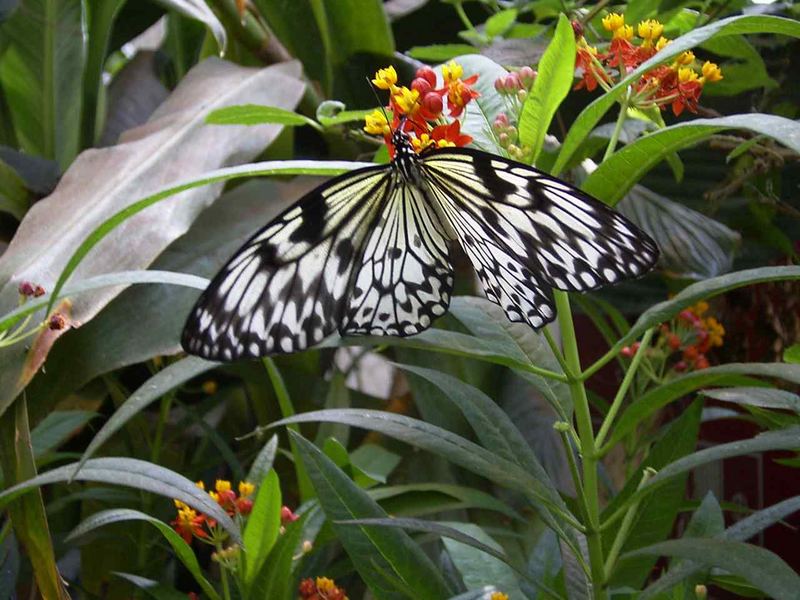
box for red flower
[430,120,472,148]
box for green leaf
[314,372,350,446]
[407,44,478,62]
[30,410,96,457]
[67,508,220,600]
[247,434,279,484]
[0,158,28,219]
[0,0,85,168]
[244,470,281,585]
[604,400,702,588]
[603,362,800,451]
[368,483,521,520]
[291,431,452,600]
[350,443,401,486]
[485,9,518,38]
[442,522,526,600]
[624,539,800,600]
[701,387,800,413]
[315,102,376,128]
[206,104,316,127]
[154,0,226,53]
[0,457,241,542]
[553,15,800,176]
[78,356,219,468]
[784,344,800,364]
[249,513,308,600]
[641,495,800,598]
[583,114,800,205]
[113,572,189,600]
[519,14,576,164]
[604,266,800,366]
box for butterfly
[181,128,659,361]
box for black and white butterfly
[182,128,658,361]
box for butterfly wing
[182,166,454,360]
[421,148,659,328]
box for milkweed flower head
[298,576,349,600]
[574,12,722,116]
[364,62,479,157]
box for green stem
[595,328,654,451]
[262,358,314,501]
[556,423,590,523]
[602,467,656,582]
[150,391,174,463]
[555,291,606,599]
[543,327,576,379]
[453,1,478,33]
[602,87,631,162]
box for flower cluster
[574,13,722,116]
[364,62,479,156]
[490,593,509,600]
[299,576,349,600]
[171,479,256,544]
[489,66,537,162]
[627,300,725,372]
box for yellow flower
[602,12,625,32]
[678,67,699,84]
[209,491,219,503]
[704,317,725,347]
[411,134,435,153]
[195,480,205,491]
[201,380,217,394]
[372,65,397,90]
[701,61,723,82]
[316,577,336,593]
[613,24,634,41]
[689,300,709,316]
[676,50,695,66]
[391,86,420,115]
[363,109,390,136]
[174,499,188,510]
[490,593,509,600]
[215,479,232,493]
[238,481,255,497]
[655,36,671,51]
[442,60,463,84]
[637,19,663,44]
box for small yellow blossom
[215,479,232,493]
[678,67,699,84]
[704,317,725,347]
[316,577,337,593]
[701,61,723,82]
[442,60,464,84]
[372,66,397,90]
[602,12,625,32]
[195,480,205,491]
[364,109,390,136]
[613,24,634,41]
[174,499,188,510]
[637,19,664,44]
[209,491,219,502]
[490,593,509,600]
[655,36,671,51]
[201,380,217,394]
[411,134,435,153]
[391,86,420,115]
[238,481,255,497]
[676,50,695,66]
[689,300,709,316]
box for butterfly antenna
[366,76,393,134]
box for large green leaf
[602,362,800,452]
[249,513,308,600]
[66,508,220,600]
[243,470,281,586]
[583,114,800,205]
[0,0,85,168]
[368,483,521,520]
[0,457,241,541]
[519,14,576,164]
[624,539,800,600]
[553,15,800,176]
[291,431,452,600]
[701,387,800,413]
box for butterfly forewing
[182,166,391,360]
[420,148,658,329]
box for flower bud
[674,360,687,372]
[492,113,509,130]
[571,20,584,39]
[516,89,527,102]
[494,77,506,93]
[422,92,443,115]
[302,540,313,553]
[504,72,521,91]
[411,77,432,96]
[19,281,36,296]
[415,66,437,87]
[498,132,509,147]
[48,313,67,330]
[518,66,536,88]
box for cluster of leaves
[0,1,799,600]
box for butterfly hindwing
[421,148,659,329]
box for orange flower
[171,506,207,544]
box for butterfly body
[182,131,658,361]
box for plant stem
[543,327,576,379]
[556,423,590,522]
[262,358,314,501]
[554,291,607,599]
[603,88,632,162]
[602,467,656,582]
[595,328,654,451]
[150,391,174,463]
